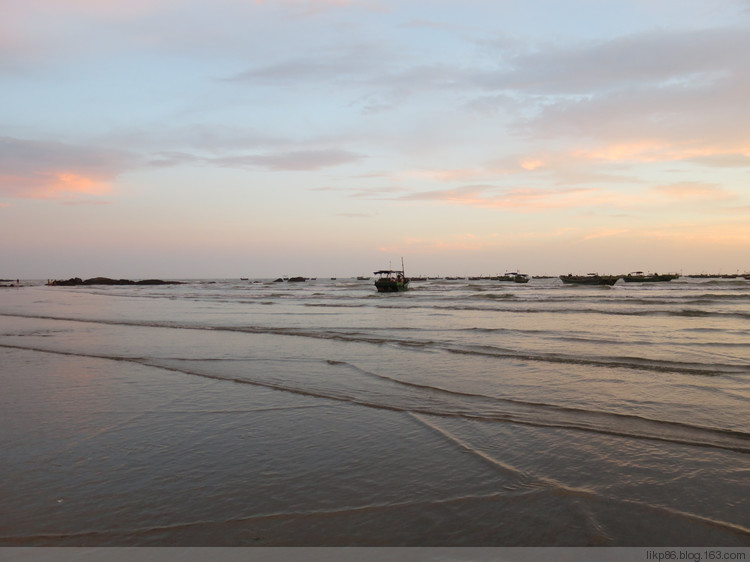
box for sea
[1,276,749,547]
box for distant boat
[374,258,409,293]
[623,272,680,283]
[357,276,370,280]
[240,277,248,280]
[287,276,307,282]
[560,273,621,286]
[497,272,530,283]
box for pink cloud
[25,0,181,18]
[257,0,382,16]
[401,184,617,211]
[62,200,114,206]
[402,168,494,182]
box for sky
[2,0,750,278]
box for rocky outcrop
[48,277,84,286]
[48,277,184,286]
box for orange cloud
[583,228,629,240]
[651,182,734,201]
[641,224,750,244]
[520,158,544,171]
[575,141,668,161]
[51,172,111,195]
[1,137,132,200]
[0,171,112,199]
[575,141,750,163]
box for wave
[359,304,750,319]
[3,312,747,377]
[30,284,750,320]
[143,360,750,454]
[446,344,749,377]
[3,342,749,455]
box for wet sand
[2,344,749,546]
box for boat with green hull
[374,259,409,293]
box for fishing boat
[497,272,530,283]
[374,259,409,293]
[623,272,680,282]
[560,273,621,286]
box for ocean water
[0,277,749,546]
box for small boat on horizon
[498,272,530,283]
[560,273,621,286]
[623,272,680,282]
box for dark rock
[82,277,134,285]
[135,279,184,285]
[48,277,183,286]
[48,277,84,286]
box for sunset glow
[2,0,749,278]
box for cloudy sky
[2,0,750,278]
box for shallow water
[1,277,749,545]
